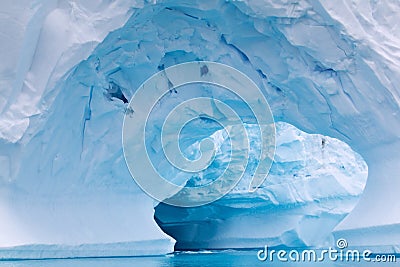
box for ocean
[0,250,397,267]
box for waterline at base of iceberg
[0,249,397,266]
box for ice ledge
[333,224,400,254]
[0,239,174,260]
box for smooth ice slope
[0,0,141,142]
[155,122,368,249]
[0,0,399,257]
[0,0,177,258]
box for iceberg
[0,0,399,258]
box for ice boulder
[155,122,368,249]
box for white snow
[0,0,142,142]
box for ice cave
[0,0,399,259]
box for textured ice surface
[155,122,368,249]
[0,239,173,260]
[0,0,400,258]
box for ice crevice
[0,0,399,258]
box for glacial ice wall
[0,0,399,257]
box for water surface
[0,250,397,267]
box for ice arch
[0,0,399,257]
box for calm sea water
[0,250,397,267]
